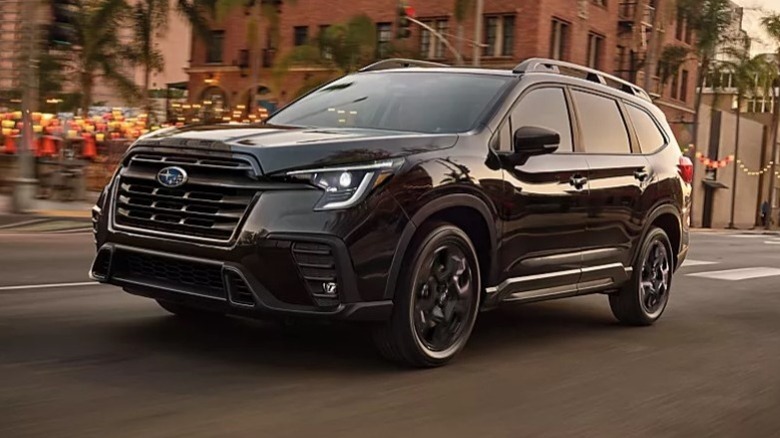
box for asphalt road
[2,230,780,437]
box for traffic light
[49,0,78,47]
[396,2,414,39]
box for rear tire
[156,300,225,320]
[609,227,673,326]
[372,223,481,367]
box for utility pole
[472,0,483,66]
[11,0,41,213]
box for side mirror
[500,126,560,167]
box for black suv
[91,58,691,367]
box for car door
[569,89,653,278]
[496,86,590,298]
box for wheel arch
[383,193,499,300]
[636,203,682,269]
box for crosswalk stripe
[687,267,780,281]
[764,241,780,245]
[681,259,718,267]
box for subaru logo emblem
[157,166,188,188]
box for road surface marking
[687,267,780,281]
[0,281,99,292]
[764,240,780,245]
[681,259,718,267]
[728,235,765,238]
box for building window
[483,15,515,57]
[680,69,689,102]
[206,30,224,64]
[671,70,679,99]
[587,33,604,69]
[376,22,393,58]
[550,18,569,60]
[501,16,515,56]
[420,18,448,59]
[293,26,308,46]
[591,0,606,6]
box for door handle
[569,175,587,189]
[634,169,649,182]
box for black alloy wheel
[373,223,481,367]
[609,227,673,326]
[411,243,477,355]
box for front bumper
[91,177,409,322]
[90,242,392,320]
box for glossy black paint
[91,67,690,321]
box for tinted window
[509,88,573,152]
[572,90,631,154]
[627,105,666,153]
[268,73,511,134]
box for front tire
[373,223,481,367]
[609,227,673,326]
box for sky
[733,0,780,54]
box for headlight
[286,159,402,210]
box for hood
[137,124,459,175]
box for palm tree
[657,44,689,96]
[175,0,217,41]
[273,14,377,97]
[720,38,773,228]
[223,0,288,110]
[674,0,733,226]
[71,0,141,116]
[129,0,170,123]
[760,13,780,228]
[677,0,734,156]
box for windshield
[267,72,512,134]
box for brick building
[185,0,697,135]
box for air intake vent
[291,242,339,303]
[112,251,226,299]
[225,271,255,306]
[91,248,112,279]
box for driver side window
[504,87,573,153]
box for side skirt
[484,263,631,306]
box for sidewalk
[0,193,96,231]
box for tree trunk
[643,0,663,93]
[144,63,151,126]
[728,95,741,228]
[80,72,93,117]
[248,3,262,114]
[765,83,780,229]
[457,24,464,66]
[689,55,709,227]
[472,0,483,66]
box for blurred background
[1,1,780,437]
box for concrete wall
[692,106,772,228]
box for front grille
[113,152,258,242]
[113,251,226,299]
[291,242,338,299]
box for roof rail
[513,58,652,102]
[359,58,449,72]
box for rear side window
[572,90,631,154]
[509,87,573,152]
[626,105,666,153]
